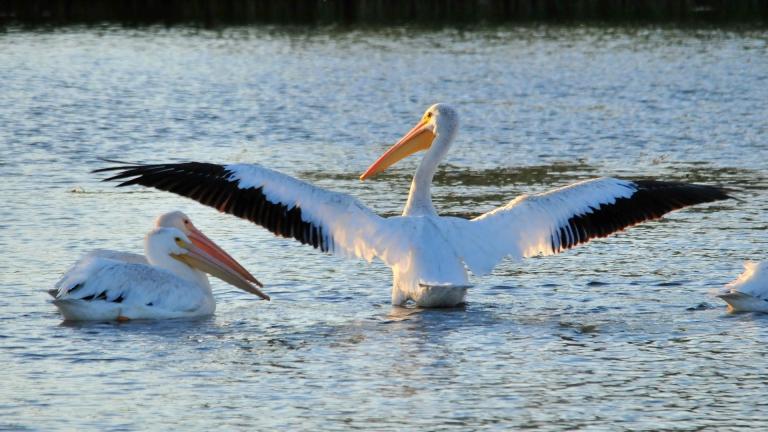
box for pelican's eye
[183,219,189,225]
[426,112,433,119]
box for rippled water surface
[1,25,767,430]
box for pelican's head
[145,227,269,300]
[154,211,262,287]
[146,227,190,257]
[360,103,458,180]
[155,210,193,232]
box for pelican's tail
[52,298,123,321]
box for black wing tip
[552,178,735,253]
[629,179,734,203]
[94,159,333,253]
[91,158,146,174]
[97,157,144,165]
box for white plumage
[51,212,268,321]
[52,244,215,321]
[718,262,768,313]
[98,104,730,308]
[228,164,403,264]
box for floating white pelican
[51,214,268,321]
[64,211,262,286]
[718,262,768,313]
[97,103,730,307]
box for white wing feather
[725,261,768,299]
[445,178,638,276]
[227,164,409,265]
[52,253,208,318]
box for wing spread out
[447,177,730,276]
[96,162,405,265]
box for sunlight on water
[0,25,767,430]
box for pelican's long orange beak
[185,225,264,288]
[360,117,436,180]
[173,237,269,301]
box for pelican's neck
[403,130,454,217]
[403,153,439,216]
[146,246,210,291]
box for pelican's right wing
[447,177,730,276]
[95,162,405,264]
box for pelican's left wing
[446,177,730,276]
[96,162,404,264]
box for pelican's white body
[719,262,768,313]
[385,217,469,307]
[52,229,216,321]
[225,105,643,307]
[104,104,727,308]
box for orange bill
[360,118,436,180]
[186,225,263,288]
[173,239,270,301]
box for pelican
[718,262,768,313]
[98,210,263,286]
[96,103,730,307]
[51,215,269,321]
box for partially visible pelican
[96,103,731,308]
[718,262,768,313]
[51,219,268,321]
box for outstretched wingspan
[97,163,730,284]
[96,162,404,264]
[449,177,730,275]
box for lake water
[1,25,767,430]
